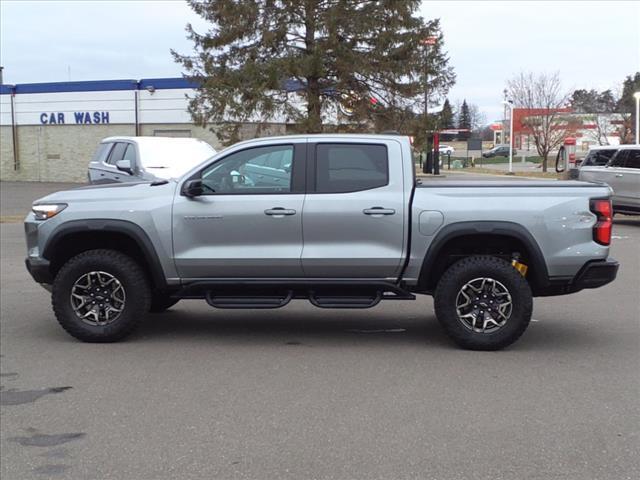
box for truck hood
[33,180,177,205]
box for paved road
[1,184,639,480]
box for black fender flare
[42,219,167,289]
[418,221,549,292]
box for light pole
[634,92,640,145]
[502,100,514,174]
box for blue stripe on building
[0,77,306,95]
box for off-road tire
[52,249,151,342]
[434,255,533,351]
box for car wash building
[0,78,291,182]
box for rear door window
[624,150,640,169]
[607,151,626,168]
[315,144,388,193]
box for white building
[0,78,295,182]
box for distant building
[510,108,625,152]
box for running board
[179,280,416,309]
[205,290,293,309]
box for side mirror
[115,159,133,175]
[230,170,246,184]
[182,179,204,197]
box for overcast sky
[1,0,639,122]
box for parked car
[579,145,619,168]
[482,145,516,158]
[26,134,618,350]
[579,145,640,215]
[439,144,455,156]
[88,136,216,184]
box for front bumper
[25,256,53,285]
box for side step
[309,291,382,309]
[205,290,293,309]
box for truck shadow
[131,305,612,352]
[134,305,454,348]
[613,216,640,227]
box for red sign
[421,37,438,45]
[490,123,503,131]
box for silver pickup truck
[25,134,618,350]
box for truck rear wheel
[434,256,533,351]
[52,249,151,342]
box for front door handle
[264,207,296,216]
[615,174,623,177]
[363,207,396,216]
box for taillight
[590,198,612,246]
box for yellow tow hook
[511,255,528,277]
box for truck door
[604,150,629,206]
[615,149,640,209]
[172,142,306,279]
[301,140,406,279]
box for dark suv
[483,145,516,158]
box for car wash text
[40,112,110,124]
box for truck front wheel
[434,256,533,351]
[52,249,151,342]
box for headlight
[32,203,67,220]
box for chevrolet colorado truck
[25,134,618,350]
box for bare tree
[506,72,574,172]
[468,104,486,132]
[583,113,625,146]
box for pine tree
[616,72,640,143]
[457,99,471,139]
[172,0,456,144]
[440,98,454,129]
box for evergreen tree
[457,99,471,138]
[172,0,455,144]
[616,72,640,113]
[616,72,640,143]
[570,89,617,113]
[440,98,455,129]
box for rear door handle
[264,207,296,216]
[363,207,396,216]
[615,174,623,177]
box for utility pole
[502,100,514,174]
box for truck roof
[235,133,412,144]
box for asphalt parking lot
[1,180,639,480]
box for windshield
[138,140,216,178]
